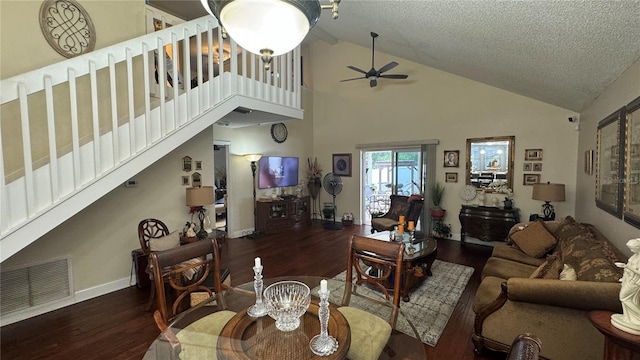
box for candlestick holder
[247,265,268,318]
[310,288,339,356]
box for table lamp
[532,182,565,220]
[186,186,215,239]
[244,154,262,238]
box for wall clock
[271,123,288,143]
[460,185,477,202]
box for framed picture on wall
[332,153,352,177]
[523,163,532,171]
[596,107,626,219]
[523,174,540,185]
[533,163,542,172]
[525,149,543,161]
[444,150,460,167]
[445,173,458,183]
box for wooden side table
[589,310,640,360]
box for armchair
[370,194,424,233]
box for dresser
[459,205,520,243]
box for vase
[308,179,321,199]
[503,199,513,209]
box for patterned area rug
[330,259,474,347]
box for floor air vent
[1,258,72,315]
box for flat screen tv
[258,156,299,189]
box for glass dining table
[143,276,427,360]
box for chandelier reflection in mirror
[201,0,340,70]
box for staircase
[0,16,303,262]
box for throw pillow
[530,255,563,279]
[561,230,623,282]
[150,230,180,251]
[559,264,577,281]
[510,220,558,258]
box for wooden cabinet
[256,196,311,234]
[459,205,520,243]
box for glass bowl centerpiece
[263,281,311,331]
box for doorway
[213,142,229,233]
[362,148,422,226]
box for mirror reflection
[466,136,515,190]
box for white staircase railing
[0,16,302,261]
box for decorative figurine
[611,238,640,335]
[186,223,197,237]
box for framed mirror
[624,96,640,228]
[466,136,515,191]
[596,107,626,218]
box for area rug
[328,259,474,347]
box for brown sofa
[472,216,627,359]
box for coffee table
[369,231,438,302]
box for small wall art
[192,172,202,187]
[182,176,190,186]
[332,153,352,177]
[445,172,458,183]
[444,150,459,167]
[525,149,543,161]
[182,156,192,172]
[584,150,594,175]
[523,163,532,171]
[523,174,540,185]
[195,161,202,170]
[533,163,542,172]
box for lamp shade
[201,0,320,57]
[532,183,565,202]
[244,154,262,162]
[186,186,215,206]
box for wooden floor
[1,222,507,360]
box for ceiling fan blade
[379,74,409,79]
[377,61,399,74]
[340,76,366,82]
[347,66,367,75]
[370,78,377,87]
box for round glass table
[143,276,426,360]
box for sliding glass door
[362,149,422,225]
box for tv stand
[256,196,311,234]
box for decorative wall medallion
[39,0,96,58]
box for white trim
[1,276,130,327]
[355,139,439,150]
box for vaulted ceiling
[150,0,640,112]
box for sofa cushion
[561,231,623,282]
[150,230,180,251]
[530,255,563,279]
[481,257,539,280]
[491,244,546,267]
[559,264,577,280]
[510,220,558,258]
[553,216,591,243]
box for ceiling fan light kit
[341,32,408,87]
[201,0,340,70]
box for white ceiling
[151,0,640,112]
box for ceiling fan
[340,32,408,88]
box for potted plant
[307,157,322,199]
[430,182,446,220]
[432,222,452,239]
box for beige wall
[576,58,640,257]
[0,0,147,79]
[307,41,579,235]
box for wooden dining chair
[339,234,405,360]
[150,238,235,359]
[138,218,172,311]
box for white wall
[307,41,579,235]
[576,58,640,257]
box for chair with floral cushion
[370,194,424,233]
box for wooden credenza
[459,205,520,243]
[256,196,311,234]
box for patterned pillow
[150,230,180,251]
[510,220,558,258]
[560,230,623,282]
[530,255,563,279]
[559,264,577,281]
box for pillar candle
[398,224,404,233]
[254,257,261,268]
[399,215,405,224]
[408,221,415,231]
[320,279,328,293]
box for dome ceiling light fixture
[200,0,340,70]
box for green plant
[430,182,445,209]
[432,222,452,238]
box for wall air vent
[1,258,72,316]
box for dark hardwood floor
[1,221,506,360]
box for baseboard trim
[1,276,131,327]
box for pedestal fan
[322,173,343,230]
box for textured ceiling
[151,0,640,112]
